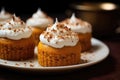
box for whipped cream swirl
[63,13,92,33]
[0,15,32,40]
[0,8,12,20]
[26,8,53,28]
[40,19,79,48]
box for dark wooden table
[0,35,119,80]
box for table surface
[0,14,120,80]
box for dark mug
[67,2,120,37]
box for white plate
[0,38,109,72]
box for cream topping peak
[0,8,5,15]
[26,8,53,28]
[70,13,76,23]
[32,8,46,18]
[40,19,79,48]
[62,13,92,33]
[0,15,32,40]
[0,8,12,20]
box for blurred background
[0,0,120,15]
[0,0,120,38]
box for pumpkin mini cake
[61,14,92,52]
[38,19,81,67]
[26,8,53,45]
[0,8,13,25]
[0,15,35,61]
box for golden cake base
[78,33,92,52]
[0,36,35,61]
[38,42,81,67]
[32,27,45,46]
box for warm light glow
[100,3,116,10]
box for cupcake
[0,15,35,61]
[38,19,81,67]
[61,13,92,52]
[0,8,13,25]
[26,8,53,45]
